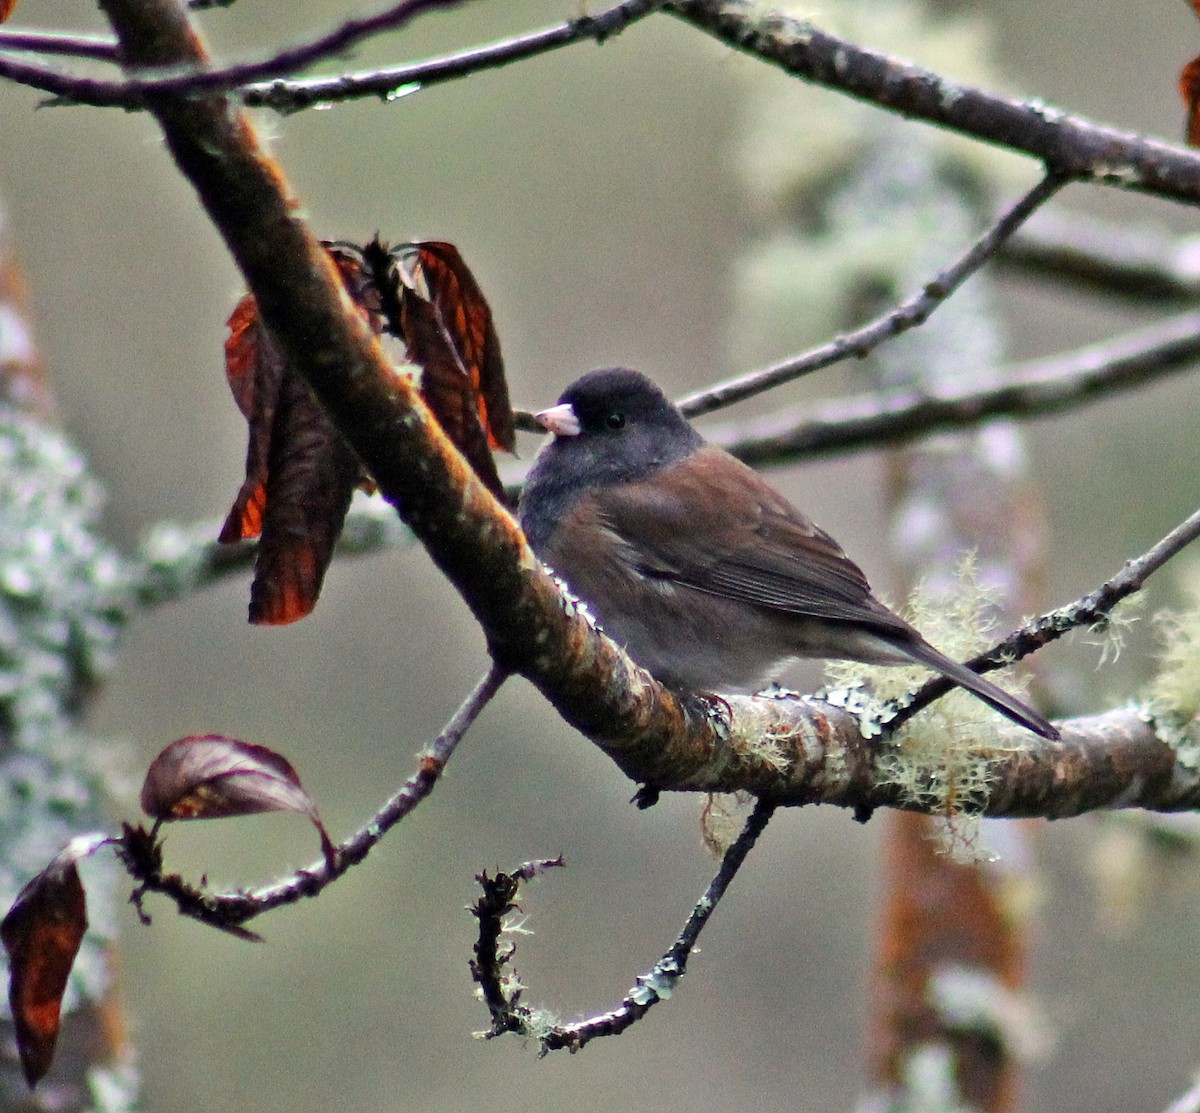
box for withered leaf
[1182,54,1200,146]
[220,244,381,624]
[141,735,335,866]
[0,0,18,22]
[2,833,109,1088]
[397,241,515,500]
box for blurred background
[5,0,1200,1109]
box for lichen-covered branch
[470,801,776,1051]
[669,1,1200,206]
[89,0,1200,833]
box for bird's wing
[593,445,913,636]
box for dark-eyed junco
[519,367,1058,739]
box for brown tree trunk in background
[865,187,1051,1112]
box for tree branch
[1004,210,1200,302]
[126,498,415,609]
[0,29,120,61]
[125,662,509,931]
[678,172,1068,419]
[0,0,664,109]
[710,310,1200,466]
[892,505,1200,728]
[669,0,1200,206]
[89,0,1200,833]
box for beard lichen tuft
[824,560,1038,857]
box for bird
[518,367,1058,739]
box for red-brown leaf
[401,290,506,499]
[219,296,281,546]
[247,362,362,624]
[0,0,19,22]
[2,833,108,1088]
[220,246,380,623]
[397,241,514,499]
[1182,55,1200,146]
[141,735,334,864]
[411,242,513,451]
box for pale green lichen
[725,702,793,773]
[824,563,1038,852]
[1082,594,1142,669]
[889,1044,973,1113]
[1147,564,1200,731]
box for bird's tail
[902,638,1059,740]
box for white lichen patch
[928,963,1053,1062]
[629,957,682,1006]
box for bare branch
[678,173,1069,419]
[709,310,1200,466]
[0,0,468,101]
[0,30,120,61]
[124,662,509,931]
[1004,210,1200,302]
[0,0,664,109]
[669,0,1200,206]
[243,0,666,112]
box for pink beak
[534,402,581,437]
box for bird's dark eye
[605,411,627,431]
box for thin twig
[0,0,665,109]
[678,173,1069,419]
[123,663,509,931]
[891,506,1200,728]
[126,498,415,609]
[0,0,468,99]
[471,798,777,1049]
[1004,210,1200,302]
[0,30,120,61]
[708,310,1200,466]
[245,0,666,112]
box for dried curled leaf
[141,735,335,866]
[2,833,109,1088]
[220,244,381,624]
[1182,54,1200,147]
[386,240,514,500]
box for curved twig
[471,798,777,1049]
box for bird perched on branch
[519,367,1057,739]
